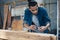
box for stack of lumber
[0,30,56,40]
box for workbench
[0,30,56,40]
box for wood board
[0,30,56,40]
[3,5,9,29]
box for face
[29,5,38,15]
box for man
[24,1,51,33]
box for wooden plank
[6,11,11,29]
[3,5,9,29]
[50,35,56,40]
[0,30,56,40]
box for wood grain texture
[0,30,56,40]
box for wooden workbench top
[0,30,56,40]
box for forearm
[24,24,36,30]
[24,24,30,29]
[45,22,51,28]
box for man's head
[28,1,38,15]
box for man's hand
[28,25,36,30]
[38,26,47,32]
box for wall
[44,0,57,30]
[0,0,4,28]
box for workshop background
[0,0,57,34]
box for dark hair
[27,0,31,2]
[27,0,35,2]
[28,1,38,8]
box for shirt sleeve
[42,8,51,25]
[23,9,29,25]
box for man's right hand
[28,25,36,30]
